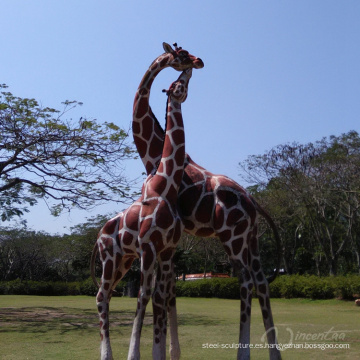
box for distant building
[178,271,230,281]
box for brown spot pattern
[234,220,248,235]
[195,194,214,223]
[155,202,173,229]
[165,159,174,177]
[136,97,148,119]
[104,219,117,234]
[226,208,244,226]
[195,227,214,237]
[214,204,224,230]
[104,259,113,280]
[232,238,244,256]
[141,243,154,271]
[217,189,238,208]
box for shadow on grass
[177,313,221,327]
[0,306,217,335]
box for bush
[0,275,358,299]
[269,275,360,300]
[54,282,80,296]
[269,278,282,298]
[0,280,80,296]
[176,274,359,300]
[79,278,126,297]
[80,278,98,296]
[6,279,27,295]
[217,278,240,299]
[333,275,360,300]
[26,281,53,296]
[0,282,6,295]
[176,278,240,299]
[280,275,305,298]
[301,276,335,299]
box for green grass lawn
[0,295,359,359]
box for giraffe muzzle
[194,58,204,69]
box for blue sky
[2,1,360,234]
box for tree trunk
[354,250,360,275]
[329,256,338,276]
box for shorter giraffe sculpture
[91,68,192,360]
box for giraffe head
[162,42,204,71]
[163,68,192,103]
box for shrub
[56,282,80,296]
[333,275,360,300]
[176,278,240,299]
[301,276,335,300]
[0,275,358,299]
[79,278,126,297]
[80,278,98,296]
[269,278,282,298]
[26,281,53,296]
[6,279,27,295]
[277,275,305,298]
[217,278,240,299]
[0,282,6,295]
[113,280,127,297]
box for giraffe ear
[163,42,174,53]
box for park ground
[0,295,359,359]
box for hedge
[175,275,360,300]
[0,275,359,300]
[176,278,240,299]
[0,278,126,297]
[269,275,360,300]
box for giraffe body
[93,68,192,360]
[132,43,281,360]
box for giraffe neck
[135,53,171,98]
[132,53,173,175]
[154,92,185,202]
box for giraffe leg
[247,228,281,360]
[97,250,133,360]
[97,283,113,360]
[255,281,282,360]
[252,265,281,359]
[152,255,178,360]
[152,260,169,360]
[128,243,156,360]
[167,266,180,360]
[96,237,117,360]
[96,247,129,360]
[236,264,253,360]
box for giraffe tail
[253,201,283,284]
[90,242,100,289]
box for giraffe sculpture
[132,43,282,360]
[91,68,192,360]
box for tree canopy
[240,131,360,276]
[0,84,137,221]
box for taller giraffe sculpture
[92,68,193,360]
[132,43,282,360]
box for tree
[240,131,360,275]
[65,214,113,281]
[174,234,232,280]
[0,227,58,281]
[0,84,136,221]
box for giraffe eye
[178,51,188,60]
